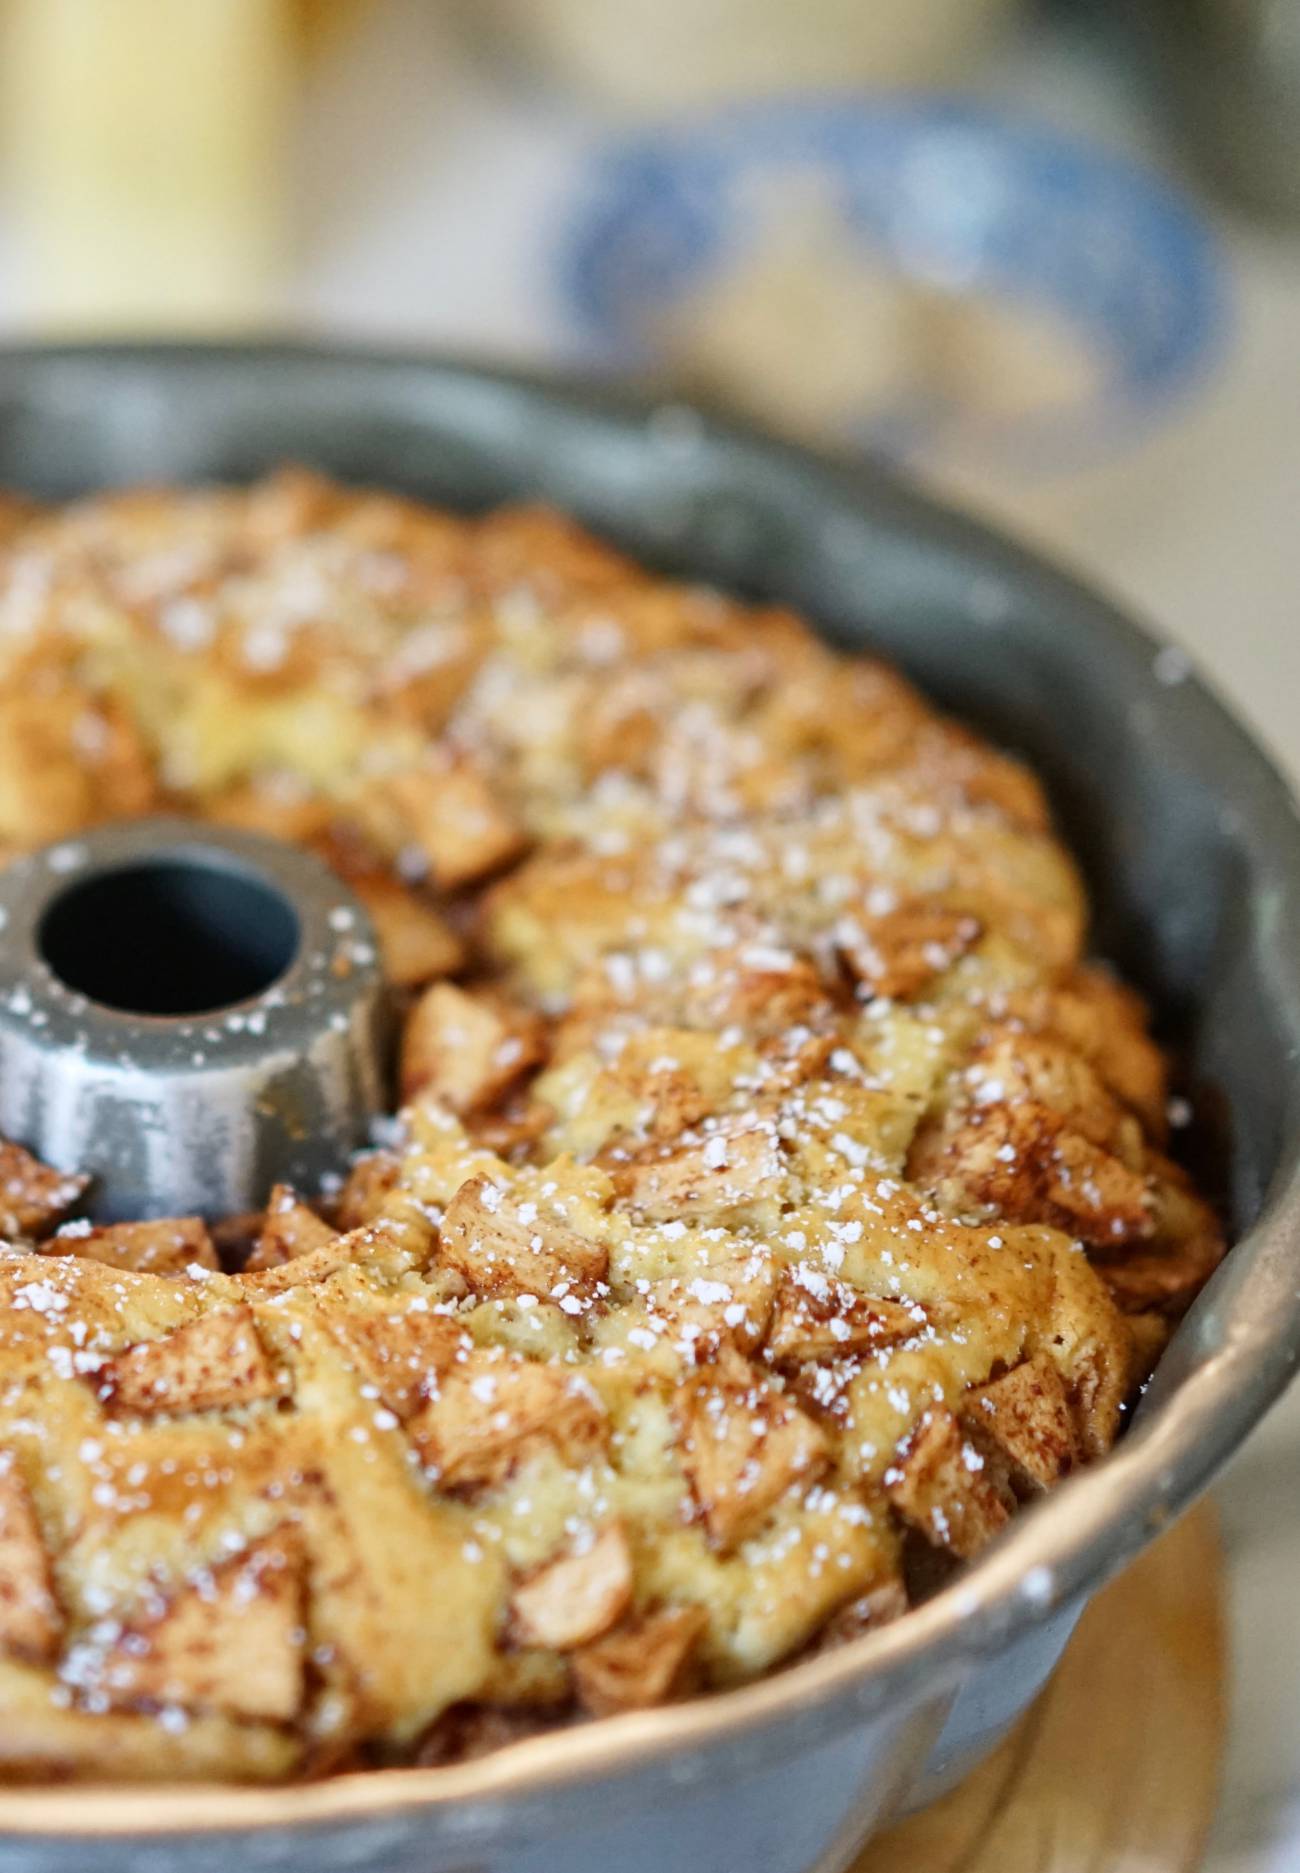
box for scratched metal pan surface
[0,344,1297,1873]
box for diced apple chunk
[439,1175,607,1305]
[245,1186,339,1273]
[510,1524,633,1651]
[811,1578,910,1652]
[766,1272,920,1364]
[885,1409,1011,1559]
[93,1529,305,1722]
[636,1252,777,1360]
[99,1304,283,1418]
[574,1605,708,1715]
[401,983,545,1110]
[614,1121,784,1226]
[0,1141,89,1239]
[962,1357,1080,1492]
[0,1464,62,1662]
[327,1308,468,1420]
[409,1352,606,1488]
[352,873,464,989]
[386,763,526,892]
[332,1151,402,1231]
[46,1216,217,1276]
[838,904,981,1002]
[675,1348,829,1551]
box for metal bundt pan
[0,814,387,1221]
[0,343,1297,1873]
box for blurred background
[0,2,1296,1865]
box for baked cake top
[0,471,1221,1781]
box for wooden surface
[855,1504,1226,1873]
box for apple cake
[0,471,1223,1782]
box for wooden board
[854,1503,1226,1873]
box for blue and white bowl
[559,98,1228,475]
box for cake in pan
[0,472,1222,1781]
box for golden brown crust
[0,471,1224,1780]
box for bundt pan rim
[0,341,1295,1870]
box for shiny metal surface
[0,344,1297,1873]
[0,815,386,1220]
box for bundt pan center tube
[0,343,1297,1873]
[0,816,386,1220]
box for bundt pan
[0,343,1298,1873]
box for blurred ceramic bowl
[560,99,1227,478]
